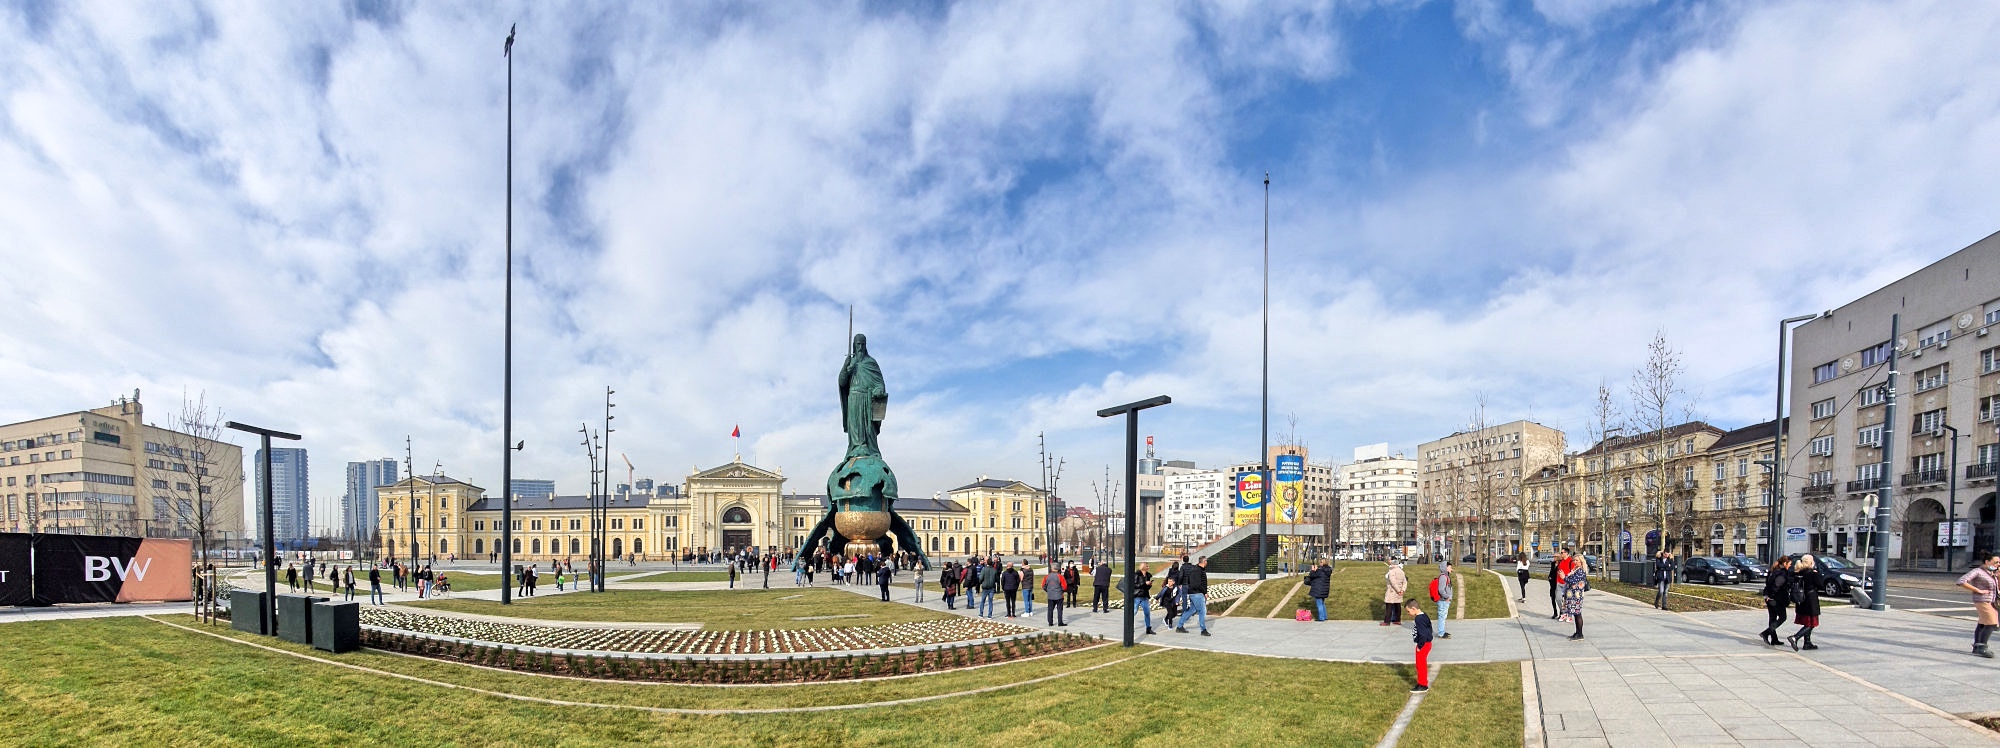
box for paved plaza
[8,564,2000,746]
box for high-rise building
[0,394,244,543]
[1162,469,1227,549]
[257,447,309,548]
[1340,444,1418,556]
[343,458,397,542]
[509,479,556,501]
[1782,232,2000,566]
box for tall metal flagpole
[1258,172,1270,579]
[500,24,517,605]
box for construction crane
[621,453,634,496]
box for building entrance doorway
[723,530,753,551]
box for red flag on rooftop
[731,425,740,438]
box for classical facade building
[1568,422,1726,559]
[1338,444,1417,555]
[943,477,1048,556]
[373,462,1053,563]
[1783,233,2000,567]
[0,395,245,544]
[1703,420,1781,559]
[1417,420,1566,559]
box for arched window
[723,507,751,524]
[633,539,643,556]
[1711,523,1725,539]
[613,538,623,558]
[946,537,955,551]
[440,539,449,554]
[931,536,940,551]
[1013,537,1020,553]
[571,538,581,554]
[1733,523,1747,539]
[1757,520,1771,538]
[475,538,484,555]
[532,538,541,554]
[512,538,521,553]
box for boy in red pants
[1408,601,1432,692]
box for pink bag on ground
[1295,609,1313,621]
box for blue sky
[4,1,1998,534]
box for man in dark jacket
[1000,563,1021,617]
[1175,556,1212,636]
[1653,551,1676,610]
[875,562,894,601]
[1092,561,1113,612]
[978,560,999,618]
[1064,564,1082,607]
[1305,560,1333,621]
[367,565,384,605]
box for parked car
[1722,555,1768,582]
[1461,553,1479,563]
[1682,556,1744,585]
[1814,555,1872,595]
[1532,553,1555,566]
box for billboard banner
[1272,454,1305,524]
[1233,471,1265,526]
[30,535,191,605]
[0,533,29,606]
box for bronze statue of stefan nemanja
[794,333,928,569]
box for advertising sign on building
[1233,471,1265,526]
[1272,454,1305,524]
[1941,520,1971,548]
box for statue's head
[852,333,868,355]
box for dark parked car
[1722,555,1768,582]
[1462,553,1479,563]
[1682,556,1744,585]
[1814,555,1872,595]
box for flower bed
[361,608,1030,655]
[362,628,1103,684]
[1105,581,1253,610]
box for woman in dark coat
[1758,556,1794,645]
[1787,554,1823,651]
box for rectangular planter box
[276,594,328,644]
[230,590,269,635]
[311,600,360,653]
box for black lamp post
[500,23,518,605]
[227,420,301,637]
[1097,394,1170,647]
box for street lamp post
[227,420,302,637]
[1938,424,1960,571]
[500,22,518,605]
[1769,314,1816,564]
[1870,314,1901,610]
[1098,394,1171,648]
[1258,172,1270,580]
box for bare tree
[1629,331,1696,559]
[1586,380,1623,571]
[148,391,239,624]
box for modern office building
[1339,444,1418,556]
[509,479,556,501]
[1782,232,2000,566]
[0,393,245,543]
[343,458,397,542]
[257,447,310,549]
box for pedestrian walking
[1175,555,1212,636]
[913,565,924,603]
[1091,560,1112,612]
[1786,554,1823,651]
[1408,601,1433,692]
[1956,553,2000,658]
[286,563,298,592]
[1758,555,1794,646]
[1430,561,1455,639]
[1382,561,1407,626]
[876,562,894,602]
[1515,556,1530,603]
[343,567,356,601]
[728,562,738,589]
[368,564,384,605]
[1021,564,1035,614]
[1001,563,1021,617]
[1129,564,1156,634]
[1305,559,1331,622]
[1043,564,1068,626]
[1561,550,1589,640]
[942,562,960,609]
[1653,551,1676,610]
[1159,576,1180,624]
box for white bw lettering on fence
[83,556,151,582]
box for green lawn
[0,616,1437,746]
[404,588,954,630]
[1594,581,1752,612]
[1304,563,1510,621]
[1401,662,1525,747]
[1225,574,1299,618]
[609,570,735,583]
